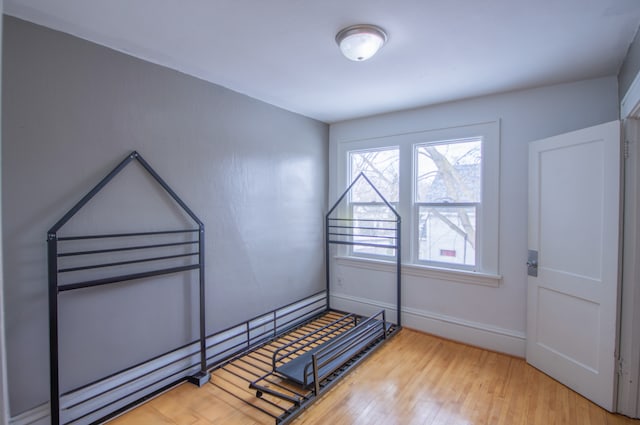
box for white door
[527,120,621,411]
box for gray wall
[620,27,640,101]
[0,2,9,423]
[2,16,328,415]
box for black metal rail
[306,310,387,393]
[205,291,327,370]
[47,151,208,425]
[228,173,403,425]
[272,313,357,369]
[243,309,397,425]
[326,172,402,326]
[92,291,330,425]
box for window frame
[413,136,483,270]
[347,146,400,260]
[337,121,500,279]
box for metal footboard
[306,310,387,394]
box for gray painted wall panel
[2,16,327,415]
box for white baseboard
[10,343,201,425]
[331,292,526,357]
[9,403,49,425]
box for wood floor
[108,328,640,425]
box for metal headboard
[47,151,208,425]
[325,172,402,326]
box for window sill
[334,256,502,287]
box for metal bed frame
[326,172,402,327]
[205,171,402,425]
[47,159,400,424]
[48,151,209,425]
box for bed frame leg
[187,371,211,387]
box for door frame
[0,2,9,423]
[617,69,640,417]
[618,115,640,417]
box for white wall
[329,76,620,356]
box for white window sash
[336,120,500,277]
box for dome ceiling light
[335,24,388,61]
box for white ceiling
[5,0,640,123]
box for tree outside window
[415,138,482,267]
[339,121,498,276]
[349,148,399,257]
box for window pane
[416,139,481,203]
[418,205,476,266]
[352,204,398,256]
[350,148,399,203]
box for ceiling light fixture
[335,24,388,62]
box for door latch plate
[527,250,538,277]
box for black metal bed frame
[47,151,209,425]
[326,171,402,327]
[206,171,402,425]
[204,291,329,369]
[47,159,401,425]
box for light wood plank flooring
[109,328,640,425]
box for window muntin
[336,120,499,277]
[415,138,482,268]
[349,148,399,257]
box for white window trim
[335,256,501,287]
[336,120,501,283]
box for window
[415,138,481,269]
[349,148,399,257]
[337,121,499,277]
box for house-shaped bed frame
[47,154,401,425]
